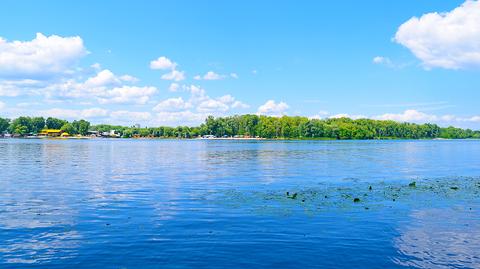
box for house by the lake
[39,129,63,137]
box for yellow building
[39,129,63,137]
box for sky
[0,0,479,128]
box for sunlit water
[1,139,479,268]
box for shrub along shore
[1,114,479,140]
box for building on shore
[38,129,63,137]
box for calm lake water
[1,139,480,269]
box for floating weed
[210,177,480,215]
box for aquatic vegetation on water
[210,177,480,215]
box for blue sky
[0,0,479,127]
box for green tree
[46,117,67,129]
[9,117,33,135]
[61,123,75,134]
[0,117,10,133]
[31,117,46,133]
[72,119,90,135]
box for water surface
[1,139,479,268]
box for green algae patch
[210,177,480,215]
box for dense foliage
[1,114,479,139]
[1,116,90,136]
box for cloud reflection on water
[393,207,480,269]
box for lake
[1,139,479,268]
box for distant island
[1,115,479,140]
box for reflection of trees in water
[393,208,480,269]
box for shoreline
[2,136,479,141]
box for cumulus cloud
[119,74,139,83]
[150,56,185,81]
[39,107,109,119]
[158,85,248,114]
[168,83,180,92]
[194,71,225,80]
[307,109,480,128]
[161,69,185,81]
[0,79,46,96]
[151,85,249,125]
[84,69,121,87]
[376,109,437,122]
[257,100,289,116]
[153,97,191,112]
[309,111,330,119]
[91,63,101,70]
[97,86,157,105]
[41,69,157,105]
[154,110,207,126]
[197,99,229,112]
[330,113,367,120]
[0,33,87,78]
[372,56,395,68]
[395,0,480,69]
[110,110,152,122]
[373,56,391,65]
[150,56,177,70]
[230,73,239,79]
[0,101,5,109]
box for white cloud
[376,109,437,122]
[395,0,480,69]
[330,113,367,120]
[84,69,120,87]
[98,86,157,105]
[150,56,177,70]
[373,110,478,125]
[197,99,229,112]
[119,74,139,83]
[79,108,109,118]
[151,85,249,125]
[168,83,180,92]
[110,110,152,122]
[0,33,87,78]
[232,101,249,109]
[91,63,101,70]
[0,101,5,109]
[39,108,109,119]
[373,56,392,65]
[230,73,239,79]
[153,110,207,126]
[310,111,330,119]
[150,56,185,81]
[257,100,289,116]
[161,69,185,81]
[467,116,480,122]
[39,69,156,105]
[194,71,225,80]
[217,94,249,109]
[0,79,45,96]
[153,97,191,112]
[307,109,480,128]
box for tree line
[1,114,479,139]
[0,116,90,136]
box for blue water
[1,139,479,269]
